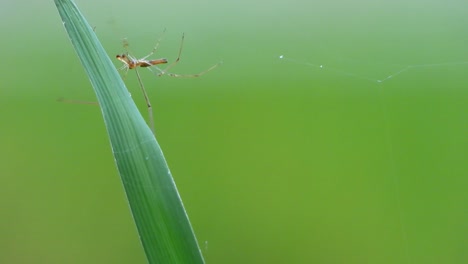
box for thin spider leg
[165,61,222,78]
[140,47,157,61]
[124,67,130,79]
[134,68,155,134]
[57,97,99,105]
[141,29,167,60]
[118,62,129,70]
[145,66,164,75]
[158,33,185,76]
[119,66,130,80]
[122,38,133,55]
[118,39,134,81]
[127,54,138,62]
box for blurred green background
[1,0,467,263]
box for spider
[116,32,221,133]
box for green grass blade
[53,0,205,263]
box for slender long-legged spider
[116,33,221,134]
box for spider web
[278,50,468,264]
[278,54,468,85]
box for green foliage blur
[1,1,467,263]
